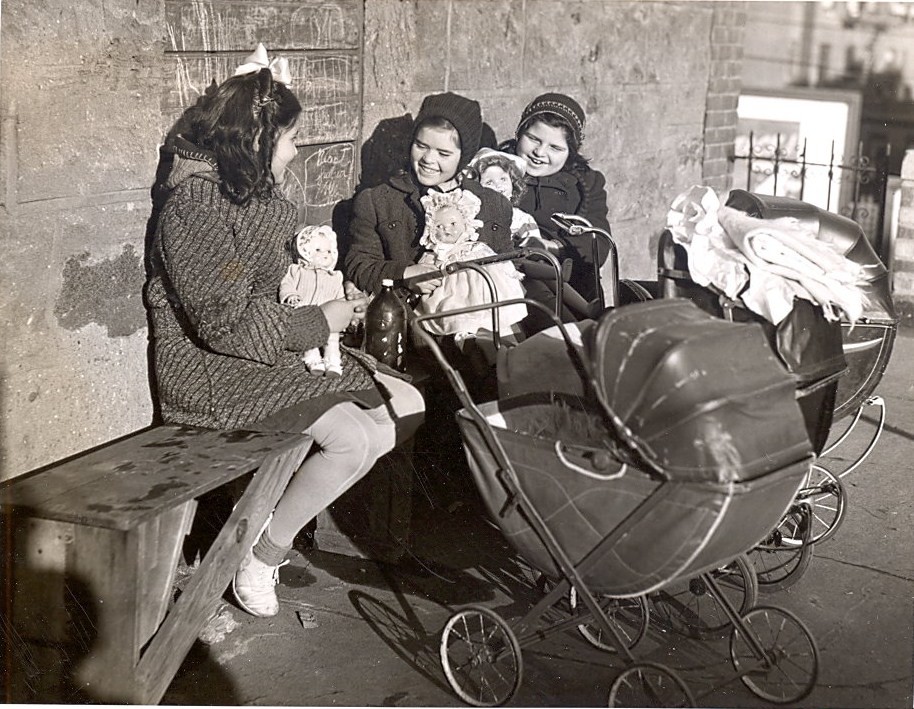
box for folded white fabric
[717,206,868,323]
[666,186,869,325]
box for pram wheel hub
[608,661,695,708]
[729,606,819,704]
[440,606,522,707]
[749,506,815,592]
[652,554,758,640]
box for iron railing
[731,132,892,263]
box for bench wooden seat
[1,424,312,704]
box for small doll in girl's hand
[466,148,562,254]
[280,224,346,377]
[414,188,526,341]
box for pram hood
[584,299,814,483]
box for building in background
[740,1,914,261]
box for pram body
[458,299,813,597]
[416,290,821,706]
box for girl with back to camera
[145,45,423,618]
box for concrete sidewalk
[162,330,914,708]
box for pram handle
[411,297,664,476]
[550,213,619,311]
[398,247,567,336]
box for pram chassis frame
[415,293,818,706]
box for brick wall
[703,3,746,192]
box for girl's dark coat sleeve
[158,196,330,364]
[560,168,612,274]
[345,186,419,295]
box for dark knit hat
[519,92,586,145]
[414,92,482,170]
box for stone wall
[0,0,745,480]
[363,0,745,276]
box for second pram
[412,291,822,707]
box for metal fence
[731,132,892,263]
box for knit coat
[344,172,513,296]
[499,140,612,302]
[145,144,381,431]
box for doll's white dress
[414,240,527,337]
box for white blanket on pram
[666,186,869,324]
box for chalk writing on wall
[161,0,363,229]
[281,143,355,226]
[164,0,360,51]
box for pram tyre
[568,588,650,653]
[751,506,815,592]
[440,606,523,707]
[607,662,695,708]
[729,605,819,704]
[787,465,847,545]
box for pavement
[159,327,914,708]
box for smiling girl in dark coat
[501,93,612,325]
[345,92,513,298]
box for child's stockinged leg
[267,402,393,548]
[373,370,425,446]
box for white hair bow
[234,43,293,87]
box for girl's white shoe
[232,552,287,617]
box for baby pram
[412,294,820,707]
[658,190,898,589]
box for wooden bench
[0,425,312,704]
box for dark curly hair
[464,153,527,206]
[183,68,302,205]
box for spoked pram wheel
[729,605,819,704]
[568,587,650,653]
[440,606,523,707]
[785,464,847,545]
[749,505,815,592]
[651,553,758,639]
[607,661,695,708]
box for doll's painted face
[479,164,513,200]
[516,119,570,178]
[295,227,338,270]
[431,205,468,245]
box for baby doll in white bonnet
[413,188,526,342]
[279,224,346,377]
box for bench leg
[132,440,310,704]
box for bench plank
[0,426,307,531]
